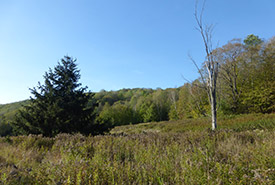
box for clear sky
[0,0,274,104]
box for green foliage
[244,34,263,47]
[239,36,275,113]
[0,101,29,119]
[96,102,139,130]
[0,117,13,137]
[12,56,98,137]
[242,82,275,113]
[1,34,274,136]
[0,101,29,136]
[94,88,172,125]
[217,35,274,114]
[138,98,159,122]
[172,82,208,120]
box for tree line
[0,34,274,137]
[95,34,274,124]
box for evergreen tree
[13,56,98,137]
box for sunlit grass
[111,113,275,134]
[0,113,274,184]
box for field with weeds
[0,113,275,184]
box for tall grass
[111,113,275,134]
[0,113,274,184]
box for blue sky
[0,0,274,104]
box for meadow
[0,113,274,184]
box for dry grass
[0,113,274,184]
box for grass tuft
[0,113,274,184]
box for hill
[0,100,29,119]
[0,100,29,136]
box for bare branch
[193,0,219,130]
[188,54,207,86]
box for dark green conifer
[13,56,98,137]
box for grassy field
[0,113,274,184]
[111,113,275,134]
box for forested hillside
[0,35,274,137]
[1,0,275,183]
[0,101,29,136]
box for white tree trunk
[210,89,217,130]
[193,0,219,130]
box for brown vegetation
[0,113,274,184]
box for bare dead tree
[193,0,219,130]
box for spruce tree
[13,56,97,137]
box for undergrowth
[0,113,274,184]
